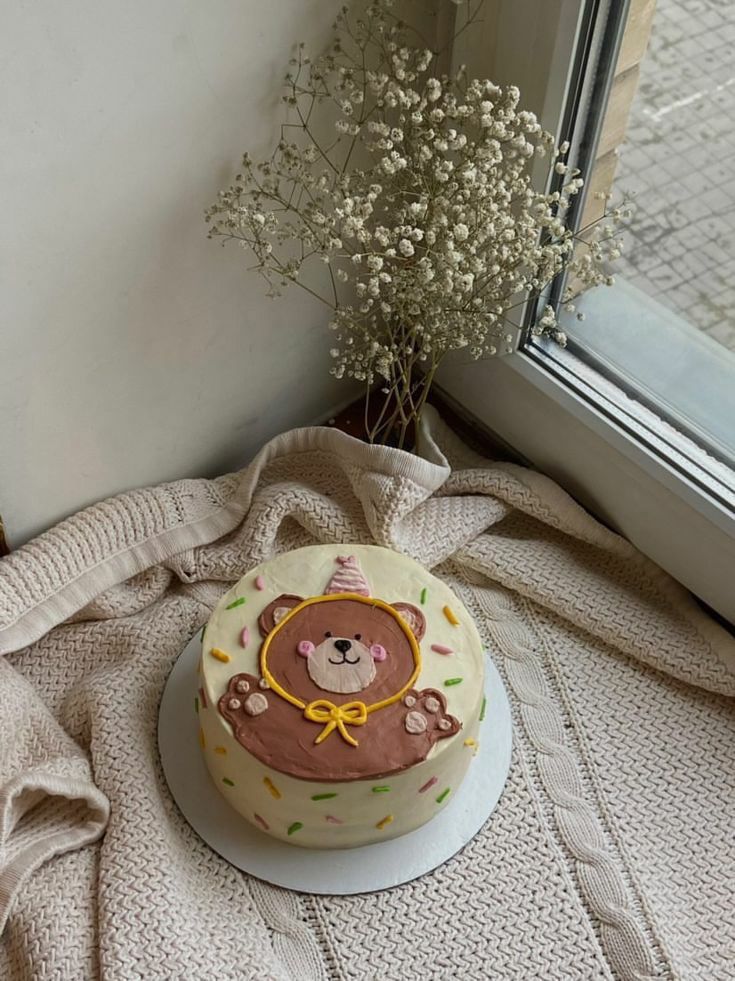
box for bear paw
[219,673,269,724]
[401,688,460,740]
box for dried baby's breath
[206,0,624,446]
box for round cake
[197,544,486,848]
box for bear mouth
[328,653,361,666]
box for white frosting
[244,692,268,716]
[199,544,486,848]
[405,710,428,734]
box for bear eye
[354,633,362,640]
[324,631,332,638]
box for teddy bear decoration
[218,556,461,780]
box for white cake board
[158,632,512,895]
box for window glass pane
[556,0,735,466]
[617,0,735,351]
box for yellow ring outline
[260,592,422,716]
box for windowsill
[522,338,735,516]
[437,339,735,622]
[562,279,735,463]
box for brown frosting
[219,673,461,781]
[263,597,420,708]
[219,593,460,780]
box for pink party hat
[324,555,371,596]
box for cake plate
[158,631,512,895]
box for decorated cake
[197,544,486,848]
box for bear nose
[334,639,352,654]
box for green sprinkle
[222,778,234,787]
[226,597,246,610]
[200,625,206,642]
[287,821,303,836]
[372,786,390,793]
[436,787,451,804]
[311,793,338,801]
[420,587,427,605]
[444,678,463,687]
[480,696,487,721]
[194,696,199,714]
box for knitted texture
[0,408,733,980]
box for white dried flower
[206,0,626,438]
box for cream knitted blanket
[1,409,733,980]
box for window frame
[438,0,735,622]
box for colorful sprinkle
[436,787,451,804]
[214,746,227,755]
[431,644,454,655]
[253,812,269,831]
[420,587,427,605]
[443,605,460,625]
[372,785,390,793]
[464,738,476,747]
[325,815,343,824]
[226,597,246,610]
[419,776,438,794]
[255,575,266,591]
[240,626,250,648]
[311,793,338,801]
[210,647,230,663]
[200,625,206,642]
[263,776,282,799]
[194,696,199,714]
[480,696,487,722]
[287,822,303,836]
[198,728,205,749]
[444,678,463,686]
[222,777,234,787]
[199,686,208,709]
[376,814,394,830]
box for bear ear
[391,602,426,642]
[258,594,304,637]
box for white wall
[1,0,359,546]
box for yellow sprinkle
[263,776,282,800]
[214,746,227,755]
[376,814,394,830]
[210,647,231,663]
[443,605,460,625]
[198,728,205,749]
[464,738,476,747]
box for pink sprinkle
[419,776,438,794]
[255,576,265,591]
[325,815,343,825]
[431,644,454,655]
[240,626,250,648]
[198,686,208,709]
[253,813,269,831]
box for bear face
[296,632,385,694]
[258,594,425,705]
[218,585,461,780]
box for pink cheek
[370,644,387,662]
[297,640,315,657]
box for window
[546,0,735,472]
[438,0,735,620]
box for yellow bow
[304,699,368,747]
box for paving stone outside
[615,0,735,351]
